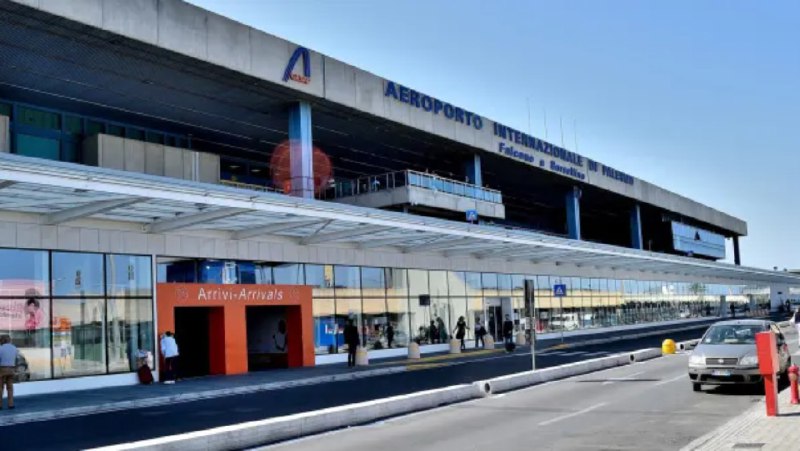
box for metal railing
[220,179,279,193]
[322,170,502,203]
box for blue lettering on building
[283,46,311,84]
[493,122,633,186]
[384,81,483,130]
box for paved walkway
[0,347,503,426]
[683,374,800,450]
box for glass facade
[0,249,154,382]
[159,258,771,356]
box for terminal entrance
[246,306,289,371]
[173,306,225,377]
[484,298,513,341]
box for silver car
[688,319,791,392]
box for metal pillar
[288,102,314,198]
[566,187,581,240]
[630,204,643,250]
[733,236,741,265]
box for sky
[189,0,800,271]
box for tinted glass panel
[15,134,60,160]
[107,298,154,373]
[0,249,49,296]
[64,116,82,134]
[305,264,333,297]
[52,252,104,297]
[52,298,106,378]
[106,255,151,297]
[18,106,59,130]
[272,264,303,285]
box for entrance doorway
[174,307,225,378]
[246,306,288,371]
[484,297,513,341]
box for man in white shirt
[0,334,18,409]
[160,331,179,384]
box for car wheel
[692,383,702,392]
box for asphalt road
[262,326,799,451]
[0,325,746,450]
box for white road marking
[582,351,608,357]
[654,374,689,386]
[601,370,645,385]
[558,351,587,356]
[537,402,607,426]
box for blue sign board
[553,284,567,297]
[466,209,478,223]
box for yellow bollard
[662,339,676,354]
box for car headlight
[689,354,705,365]
[739,355,759,366]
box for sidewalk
[0,347,502,427]
[683,379,800,450]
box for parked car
[688,320,791,392]
[14,352,31,383]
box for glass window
[86,120,104,135]
[0,298,52,380]
[511,275,525,296]
[429,270,448,297]
[448,297,469,340]
[497,273,512,296]
[106,298,154,373]
[334,266,360,297]
[146,132,164,144]
[0,102,10,117]
[14,133,60,160]
[408,269,429,297]
[361,267,385,289]
[52,298,106,378]
[106,255,152,297]
[305,264,334,297]
[385,268,408,298]
[430,298,451,340]
[362,297,387,350]
[0,249,49,296]
[18,106,60,130]
[482,273,499,296]
[126,128,145,141]
[313,298,336,355]
[62,140,81,163]
[107,124,124,137]
[52,252,104,297]
[64,115,82,134]
[272,264,303,285]
[464,272,482,296]
[447,271,467,297]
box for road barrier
[477,348,661,396]
[91,348,663,451]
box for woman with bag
[453,316,468,351]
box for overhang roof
[0,153,793,285]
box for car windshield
[701,324,765,345]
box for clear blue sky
[189,0,799,271]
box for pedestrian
[453,316,467,351]
[386,323,395,349]
[793,308,800,346]
[729,303,735,319]
[344,319,360,367]
[160,331,179,384]
[436,317,447,343]
[475,319,486,349]
[0,334,18,409]
[503,314,514,347]
[429,320,438,344]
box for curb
[538,321,715,352]
[0,366,405,427]
[88,348,663,451]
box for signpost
[466,209,478,224]
[553,283,567,342]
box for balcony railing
[321,170,502,203]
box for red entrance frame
[156,283,314,375]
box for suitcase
[505,341,516,352]
[137,364,154,385]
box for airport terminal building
[0,0,798,395]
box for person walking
[0,334,18,409]
[160,331,179,384]
[475,319,486,349]
[793,308,800,346]
[344,319,360,367]
[502,314,514,347]
[453,316,468,351]
[436,317,447,343]
[429,320,438,344]
[386,323,395,349]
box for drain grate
[732,443,765,449]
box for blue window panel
[14,133,60,160]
